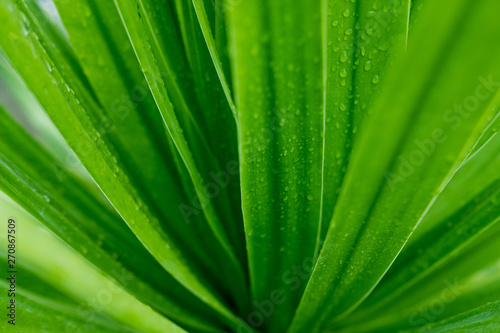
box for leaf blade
[0,1,239,327]
[290,0,500,331]
[407,301,500,333]
[225,0,325,330]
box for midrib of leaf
[0,0,241,327]
[289,0,500,331]
[225,0,324,330]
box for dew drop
[364,61,372,71]
[340,51,348,63]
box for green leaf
[213,0,233,92]
[181,0,236,117]
[408,0,427,34]
[50,0,243,304]
[224,0,324,330]
[332,218,500,332]
[0,288,135,333]
[340,132,500,322]
[468,116,500,157]
[169,0,247,266]
[183,0,245,255]
[0,195,186,333]
[407,129,500,242]
[112,0,253,326]
[0,0,240,328]
[336,174,500,327]
[406,300,500,333]
[0,53,76,165]
[321,0,410,237]
[0,106,226,332]
[289,0,500,331]
[1,0,499,332]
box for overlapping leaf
[289,0,500,332]
[0,196,186,333]
[0,0,244,329]
[321,0,410,237]
[51,0,249,315]
[0,106,226,332]
[407,301,500,333]
[332,220,500,332]
[224,0,324,330]
[337,132,500,325]
[0,0,499,332]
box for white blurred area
[0,0,92,184]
